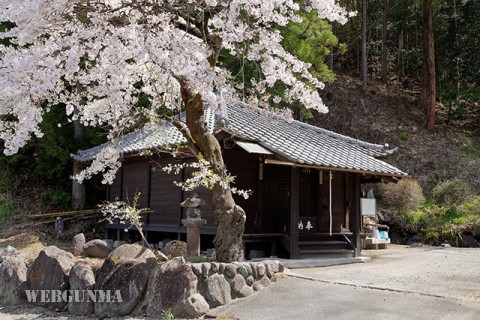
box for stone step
[299,248,355,258]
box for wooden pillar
[255,158,264,232]
[344,173,350,231]
[146,164,152,225]
[352,175,362,256]
[290,167,300,259]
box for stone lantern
[181,193,207,256]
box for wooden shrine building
[73,98,407,259]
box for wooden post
[290,167,300,259]
[352,175,362,256]
[329,171,333,235]
[255,158,264,232]
[146,164,152,225]
[344,173,350,231]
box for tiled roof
[72,99,407,177]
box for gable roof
[72,98,407,177]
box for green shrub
[400,131,410,141]
[378,178,425,214]
[405,208,429,225]
[431,179,472,206]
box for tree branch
[172,120,200,156]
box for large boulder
[94,244,157,318]
[0,255,28,304]
[146,257,198,318]
[161,240,187,257]
[28,246,76,308]
[68,261,95,316]
[83,239,113,259]
[71,233,86,256]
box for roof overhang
[263,159,407,179]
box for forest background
[1,0,479,247]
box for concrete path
[208,245,480,320]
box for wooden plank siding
[149,159,182,226]
[121,160,150,208]
[108,168,123,201]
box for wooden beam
[290,167,300,259]
[264,159,407,178]
[30,209,100,219]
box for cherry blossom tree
[0,0,349,262]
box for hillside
[312,74,480,196]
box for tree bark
[361,0,368,91]
[382,0,388,84]
[421,0,436,132]
[72,120,86,210]
[180,87,246,262]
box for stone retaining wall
[0,244,287,318]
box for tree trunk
[361,0,368,91]
[382,0,388,84]
[180,87,246,262]
[421,0,436,132]
[72,120,86,210]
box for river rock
[205,274,232,307]
[252,275,271,291]
[161,240,187,257]
[230,274,246,294]
[264,260,280,278]
[83,239,113,258]
[238,285,254,298]
[107,243,163,261]
[224,264,238,278]
[71,233,85,256]
[245,275,255,286]
[256,263,266,278]
[183,293,210,317]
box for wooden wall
[106,148,360,239]
[106,148,260,235]
[149,157,182,226]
